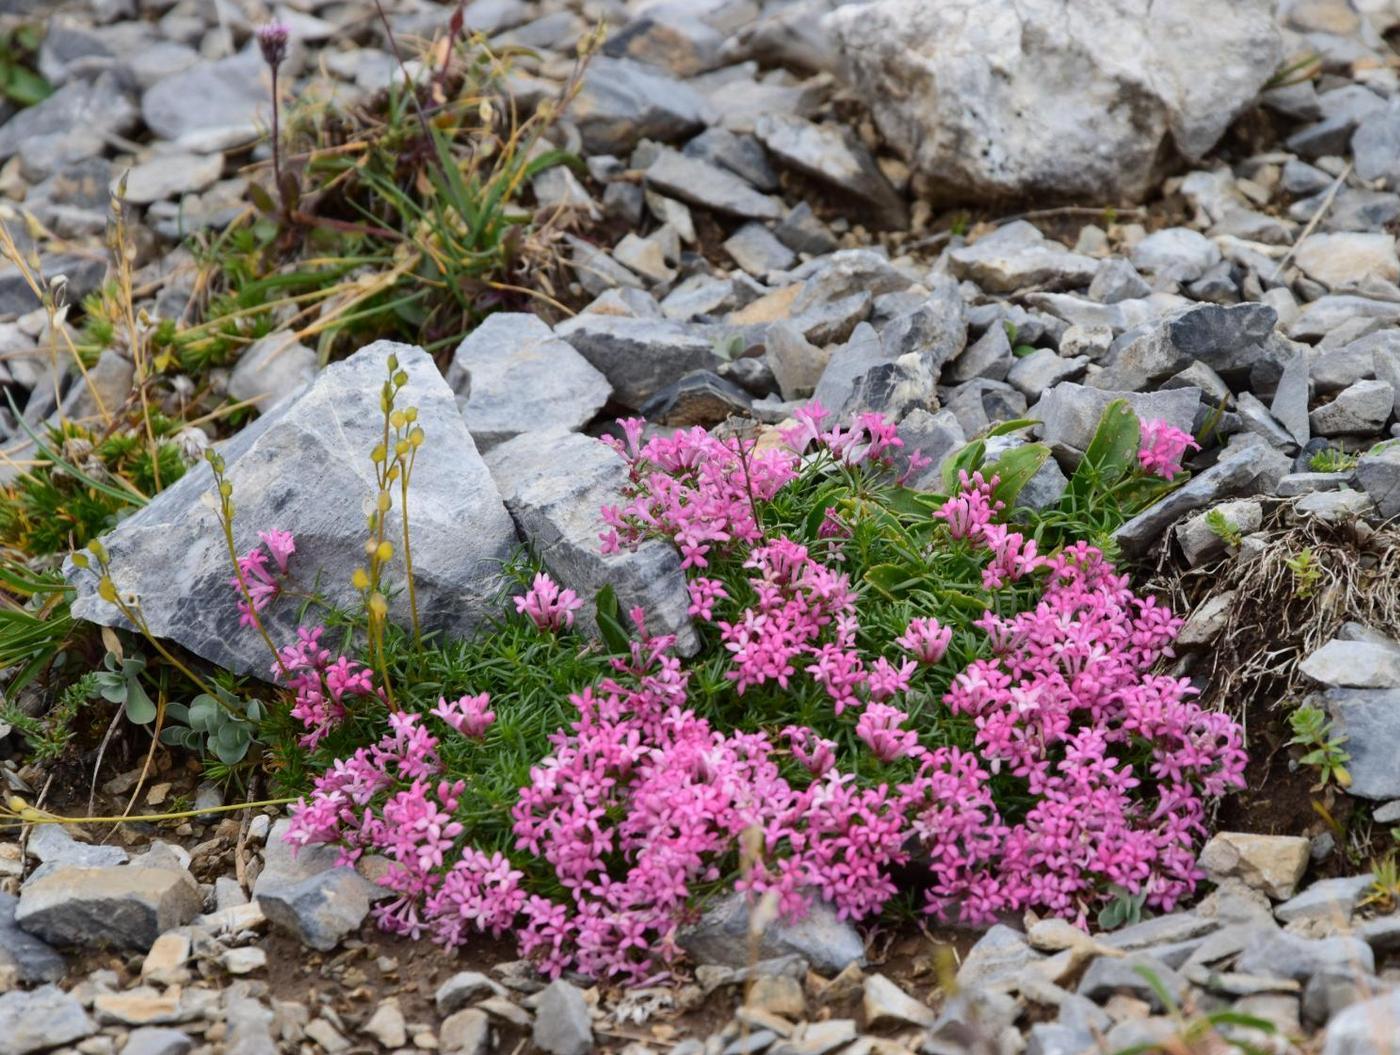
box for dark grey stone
[555,314,723,409]
[678,893,864,975]
[15,866,201,951]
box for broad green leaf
[984,443,1051,509]
[123,681,156,725]
[940,439,986,492]
[1068,400,1140,500]
[986,418,1040,438]
[594,584,630,655]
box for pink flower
[258,529,296,574]
[1138,419,1200,481]
[432,693,496,739]
[898,618,952,665]
[515,573,583,632]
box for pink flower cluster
[277,409,1247,980]
[1138,418,1200,481]
[514,572,582,632]
[601,419,799,568]
[230,529,295,627]
[283,710,530,944]
[274,626,381,749]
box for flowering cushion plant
[254,399,1245,982]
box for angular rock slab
[486,429,698,656]
[66,342,518,677]
[15,866,201,951]
[555,314,723,409]
[827,0,1280,203]
[446,314,612,451]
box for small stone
[533,980,592,1055]
[221,946,266,975]
[142,48,282,150]
[258,868,373,952]
[723,223,797,276]
[116,152,223,205]
[1130,227,1222,283]
[227,333,316,412]
[120,1027,193,1055]
[644,149,783,221]
[0,984,94,1055]
[766,321,831,401]
[1007,348,1089,400]
[1322,988,1400,1052]
[1275,874,1375,926]
[1300,638,1400,689]
[1356,442,1400,518]
[746,974,805,1020]
[1236,928,1374,983]
[1089,258,1151,303]
[440,1009,491,1055]
[752,114,907,230]
[486,429,696,654]
[436,971,507,1016]
[572,57,710,155]
[947,222,1098,293]
[555,314,722,409]
[1310,379,1394,437]
[0,891,65,984]
[1078,954,1188,1011]
[305,1018,349,1054]
[362,999,408,1049]
[1352,105,1400,188]
[141,930,192,984]
[1294,233,1400,290]
[1176,499,1263,566]
[1295,488,1375,522]
[862,973,935,1028]
[1199,833,1310,900]
[678,892,864,975]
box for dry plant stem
[87,706,126,818]
[399,445,421,649]
[4,795,297,829]
[234,776,257,893]
[208,457,290,676]
[0,221,112,428]
[110,189,163,489]
[270,64,283,206]
[1153,507,1400,724]
[1273,161,1352,280]
[119,690,167,827]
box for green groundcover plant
[85,369,1244,984]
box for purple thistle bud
[256,20,289,68]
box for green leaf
[159,728,186,746]
[165,702,190,724]
[247,181,277,215]
[1068,400,1141,500]
[984,443,1051,509]
[123,681,156,725]
[864,563,918,601]
[594,584,630,655]
[188,694,220,732]
[940,439,986,492]
[986,418,1040,438]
